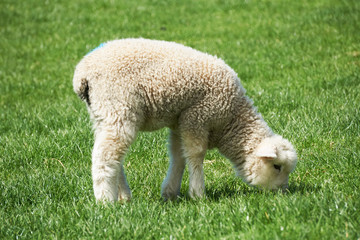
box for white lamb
[73,38,297,202]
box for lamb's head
[241,135,297,191]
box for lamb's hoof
[188,188,206,199]
[161,190,180,201]
[118,191,132,202]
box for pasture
[1,0,359,239]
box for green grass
[1,0,359,239]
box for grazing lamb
[73,38,297,202]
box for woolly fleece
[73,38,297,201]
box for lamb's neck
[217,97,273,162]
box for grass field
[1,0,359,239]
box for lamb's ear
[255,143,277,160]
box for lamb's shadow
[160,181,321,204]
[205,184,257,201]
[286,182,321,195]
[179,182,321,202]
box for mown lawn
[1,0,359,239]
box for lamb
[73,38,298,202]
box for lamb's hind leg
[161,130,186,200]
[91,122,135,202]
[117,164,131,201]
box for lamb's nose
[281,183,289,193]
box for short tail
[78,78,91,106]
[73,70,91,106]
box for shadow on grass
[170,182,322,203]
[286,182,321,195]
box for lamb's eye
[274,164,281,171]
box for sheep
[73,38,298,202]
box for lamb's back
[75,39,245,130]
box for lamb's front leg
[161,130,186,200]
[181,130,208,199]
[91,124,133,202]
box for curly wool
[73,38,297,201]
